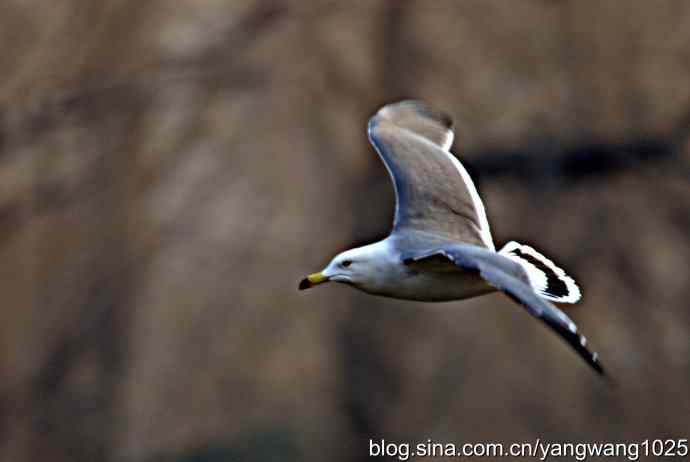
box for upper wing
[368,101,494,249]
[403,243,604,376]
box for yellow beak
[299,272,328,290]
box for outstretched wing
[403,243,604,375]
[368,101,494,249]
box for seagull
[299,100,604,375]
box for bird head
[299,242,393,292]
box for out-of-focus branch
[470,112,690,183]
[0,2,284,148]
[470,136,680,184]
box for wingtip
[591,358,620,389]
[385,100,454,130]
[591,355,605,376]
[370,100,455,151]
[499,241,582,304]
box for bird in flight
[299,100,604,375]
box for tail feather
[499,241,581,304]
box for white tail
[499,241,581,304]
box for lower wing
[403,244,604,376]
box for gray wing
[368,101,494,249]
[402,243,604,376]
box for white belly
[363,269,496,302]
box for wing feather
[368,101,494,249]
[403,244,604,376]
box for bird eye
[342,260,352,268]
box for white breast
[361,254,495,302]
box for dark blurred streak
[470,137,679,184]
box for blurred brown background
[1,1,689,461]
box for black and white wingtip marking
[542,314,605,376]
[500,241,581,304]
